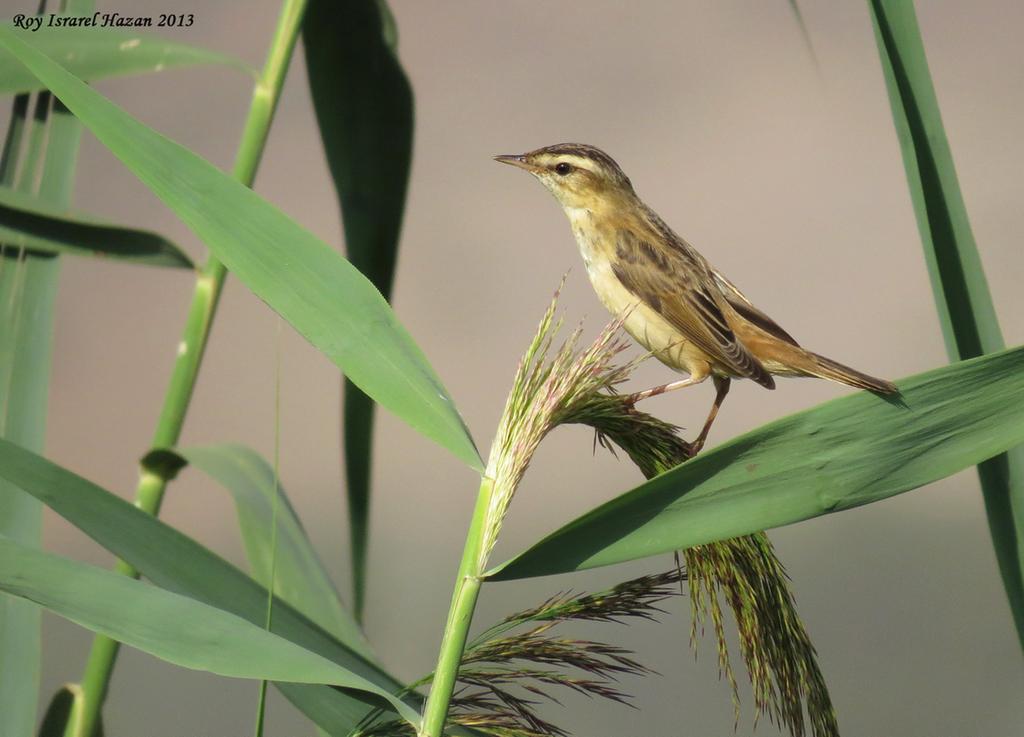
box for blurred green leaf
[179,444,372,659]
[0,185,192,267]
[2,11,93,737]
[0,25,252,94]
[1,60,83,735]
[0,91,49,737]
[869,0,1024,648]
[0,25,482,472]
[303,0,414,624]
[0,437,414,735]
[490,346,1024,580]
[303,0,411,302]
[0,534,419,726]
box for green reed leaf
[0,51,83,732]
[303,0,415,626]
[490,345,1024,579]
[0,184,192,267]
[0,534,419,727]
[0,91,49,737]
[178,444,372,659]
[0,438,415,735]
[868,0,1024,651]
[0,24,252,94]
[0,25,482,471]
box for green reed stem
[73,2,308,735]
[418,476,494,737]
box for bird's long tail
[805,351,897,394]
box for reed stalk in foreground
[418,291,836,737]
[73,1,309,734]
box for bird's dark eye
[554,162,573,176]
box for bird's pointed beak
[493,153,533,171]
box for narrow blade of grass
[178,444,373,659]
[0,24,252,93]
[0,25,482,471]
[868,0,1024,648]
[303,0,414,622]
[490,345,1024,579]
[0,185,192,267]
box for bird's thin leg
[625,375,703,405]
[691,376,731,453]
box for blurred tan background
[18,0,1024,734]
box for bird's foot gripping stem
[624,375,732,457]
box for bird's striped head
[495,143,635,210]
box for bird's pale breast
[569,211,713,380]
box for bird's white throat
[565,207,601,272]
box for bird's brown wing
[612,229,775,388]
[711,268,801,347]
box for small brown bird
[496,143,896,451]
